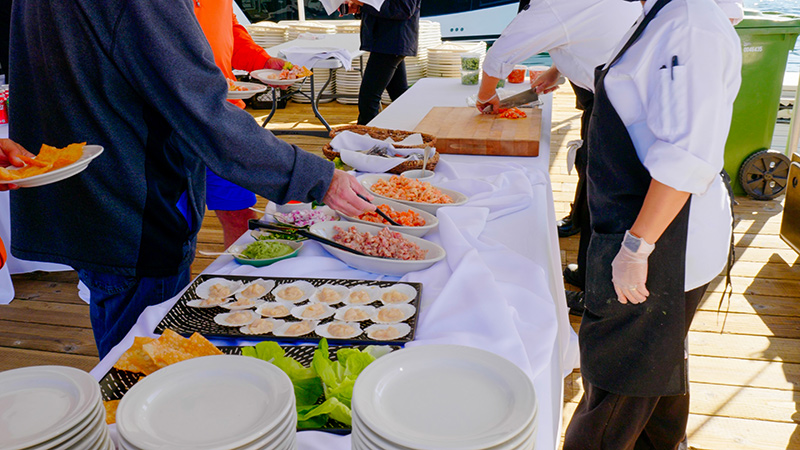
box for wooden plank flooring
[2,89,800,449]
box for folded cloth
[330,130,435,173]
[279,46,353,71]
[319,0,386,15]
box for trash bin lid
[736,9,800,30]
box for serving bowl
[308,221,446,276]
[227,240,303,267]
[358,173,468,215]
[339,198,438,238]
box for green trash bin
[725,10,800,199]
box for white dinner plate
[226,81,267,100]
[26,400,103,450]
[308,221,446,276]
[116,355,295,450]
[339,198,439,238]
[358,173,469,215]
[352,345,537,450]
[250,69,308,86]
[0,145,104,188]
[0,365,101,450]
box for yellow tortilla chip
[39,142,85,169]
[113,336,159,375]
[187,332,224,357]
[142,329,221,369]
[104,400,120,425]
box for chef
[562,0,741,448]
[475,0,642,310]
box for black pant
[564,284,708,450]
[357,52,408,125]
[569,83,594,288]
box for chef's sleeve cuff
[644,140,720,195]
[482,56,514,80]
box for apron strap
[607,0,673,70]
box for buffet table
[90,78,579,450]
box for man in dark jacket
[347,0,421,125]
[8,0,373,358]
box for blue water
[522,0,800,72]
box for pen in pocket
[670,55,678,80]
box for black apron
[580,0,693,397]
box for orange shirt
[0,237,6,270]
[194,0,271,106]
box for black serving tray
[154,274,421,345]
[101,345,399,434]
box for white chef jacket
[482,0,641,92]
[604,0,742,291]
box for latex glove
[322,169,375,217]
[0,138,35,191]
[476,91,499,115]
[611,230,655,304]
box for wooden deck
[2,89,800,449]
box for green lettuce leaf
[241,341,322,407]
[297,397,352,426]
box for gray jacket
[9,0,333,277]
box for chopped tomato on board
[497,107,527,119]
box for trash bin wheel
[738,149,791,200]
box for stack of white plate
[279,20,337,40]
[247,21,288,49]
[313,19,362,34]
[351,345,537,450]
[428,41,486,78]
[335,53,367,105]
[293,68,335,103]
[0,366,114,450]
[413,20,443,81]
[116,355,297,450]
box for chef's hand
[530,66,561,95]
[0,139,34,191]
[476,72,501,114]
[611,230,655,304]
[322,169,376,217]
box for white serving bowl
[339,198,438,238]
[308,221,446,276]
[358,173,468,215]
[400,169,435,181]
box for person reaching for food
[0,138,35,192]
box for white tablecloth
[0,124,72,304]
[266,34,364,70]
[90,78,580,450]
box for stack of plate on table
[279,20,337,40]
[351,345,537,450]
[116,355,297,450]
[313,19,362,34]
[335,53,367,104]
[427,41,486,78]
[293,68,335,103]
[0,366,114,450]
[247,21,288,49]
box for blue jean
[78,268,191,358]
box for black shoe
[557,215,581,238]
[563,263,585,290]
[565,290,585,316]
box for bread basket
[322,125,438,174]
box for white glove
[611,230,655,304]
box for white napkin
[280,46,353,71]
[331,130,435,173]
[319,0,386,15]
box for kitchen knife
[498,89,540,109]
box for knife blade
[498,89,540,109]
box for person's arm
[230,15,286,72]
[111,0,370,213]
[0,138,35,191]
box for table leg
[260,87,278,128]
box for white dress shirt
[483,0,641,92]
[604,0,742,290]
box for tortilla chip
[187,332,224,357]
[113,336,159,375]
[0,142,83,181]
[43,142,85,169]
[104,400,120,425]
[18,154,50,167]
[141,329,222,369]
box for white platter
[250,69,308,86]
[226,81,267,100]
[0,366,101,450]
[340,198,438,238]
[352,345,537,450]
[358,173,469,215]
[308,221,446,276]
[116,355,294,450]
[0,145,104,188]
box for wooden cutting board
[413,107,540,156]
